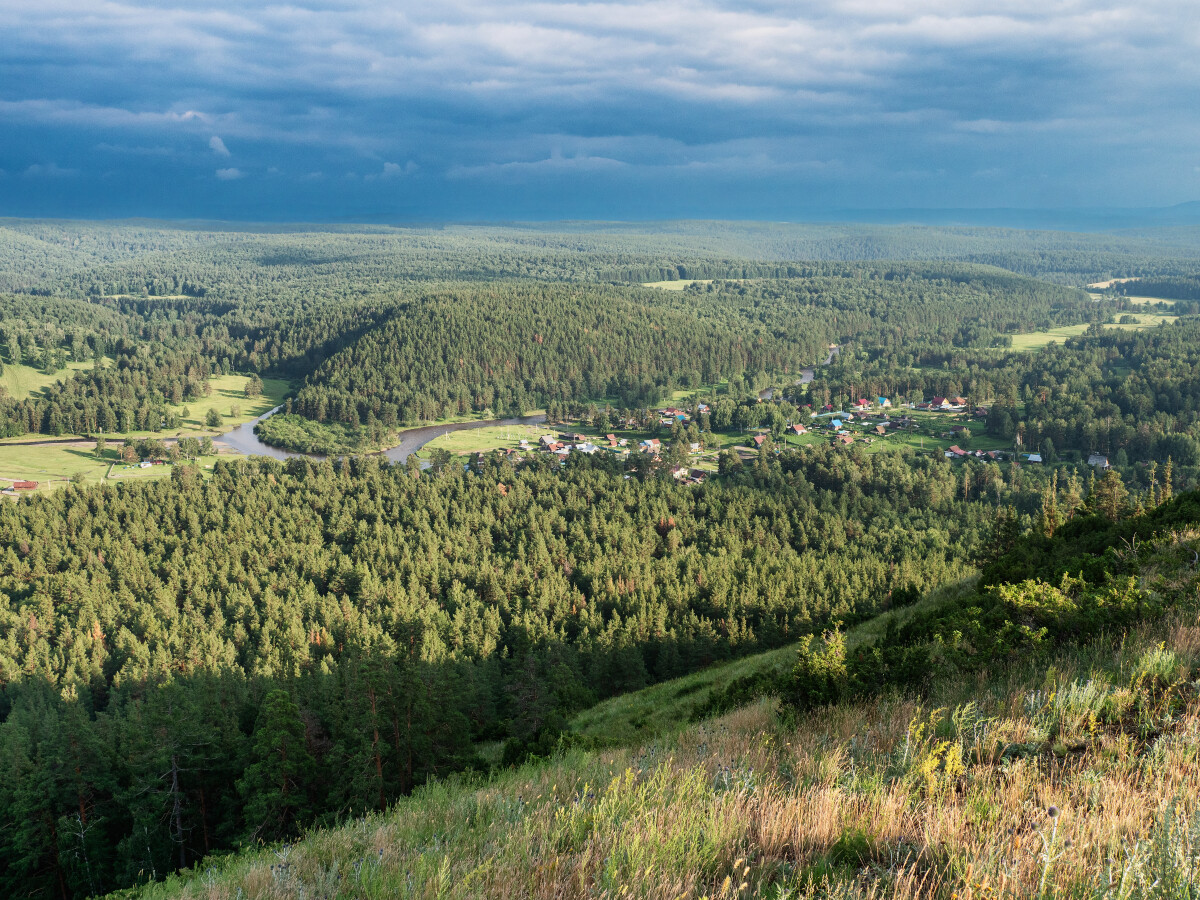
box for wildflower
[1047,805,1059,818]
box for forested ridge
[273,267,1101,447]
[288,284,825,428]
[0,447,994,897]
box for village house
[753,434,767,447]
[1087,453,1111,469]
[790,424,807,435]
[878,396,892,408]
[874,424,887,436]
[947,445,968,458]
[837,434,855,445]
[12,480,38,490]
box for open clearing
[1086,276,1141,289]
[1011,314,1178,351]
[1008,324,1093,350]
[0,442,226,493]
[642,279,714,290]
[167,374,290,433]
[421,424,550,456]
[0,359,101,400]
[1108,311,1179,331]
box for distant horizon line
[3,201,1200,233]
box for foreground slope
[113,492,1200,899]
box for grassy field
[421,423,551,456]
[0,359,99,400]
[641,279,714,290]
[1009,313,1178,351]
[0,442,226,493]
[1008,324,1094,351]
[172,374,289,432]
[1108,311,1179,331]
[0,442,111,490]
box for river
[758,346,838,400]
[221,346,837,461]
[218,407,548,464]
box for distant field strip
[641,279,714,290]
[1124,295,1178,306]
[1011,313,1178,351]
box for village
[1,388,1117,498]
[418,391,1111,480]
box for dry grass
[120,537,1200,900]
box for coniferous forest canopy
[0,219,1198,898]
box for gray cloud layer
[1,0,1197,218]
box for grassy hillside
[0,359,97,399]
[110,492,1200,899]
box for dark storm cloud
[1,0,1197,219]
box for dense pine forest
[0,220,1199,897]
[0,447,994,896]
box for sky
[1,0,1198,221]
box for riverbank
[219,406,550,465]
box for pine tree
[1093,468,1129,522]
[238,690,315,842]
[1039,470,1060,537]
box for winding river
[218,406,547,464]
[758,346,839,400]
[221,346,836,463]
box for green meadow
[0,359,101,400]
[0,442,226,493]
